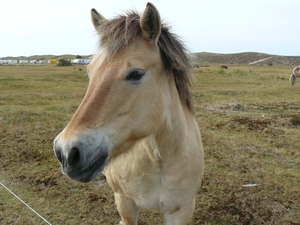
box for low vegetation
[57,59,72,66]
[0,64,299,224]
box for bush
[57,59,71,66]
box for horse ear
[91,8,106,30]
[140,3,161,44]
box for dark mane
[97,11,194,112]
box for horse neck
[151,80,195,161]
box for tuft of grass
[1,64,299,224]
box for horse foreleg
[290,74,296,86]
[164,196,196,225]
[114,192,139,225]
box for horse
[53,3,204,224]
[289,66,300,86]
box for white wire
[0,181,52,225]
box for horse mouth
[63,154,108,183]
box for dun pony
[53,3,204,225]
[289,66,300,86]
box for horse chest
[130,173,164,209]
[105,141,201,213]
[108,166,189,212]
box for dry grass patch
[1,64,299,224]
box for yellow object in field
[48,59,58,64]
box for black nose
[67,147,81,167]
[53,134,110,182]
[54,145,81,167]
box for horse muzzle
[53,130,110,182]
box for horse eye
[125,70,145,82]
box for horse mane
[97,11,194,112]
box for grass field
[0,64,299,225]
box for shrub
[57,59,71,66]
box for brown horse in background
[53,3,204,224]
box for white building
[8,60,17,64]
[38,60,47,64]
[19,60,29,64]
[71,59,90,65]
[30,60,38,64]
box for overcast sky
[1,0,299,57]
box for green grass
[0,64,299,224]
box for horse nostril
[67,147,80,166]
